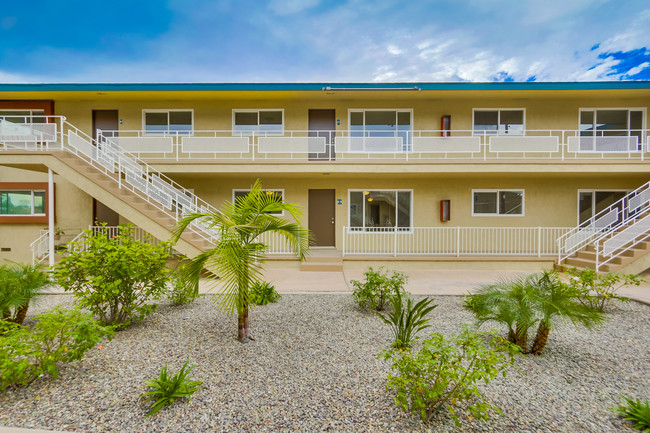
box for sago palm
[529,270,605,355]
[171,180,311,342]
[0,262,50,325]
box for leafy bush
[168,264,200,306]
[614,395,650,432]
[0,306,113,392]
[54,225,172,327]
[0,262,50,325]
[249,281,281,305]
[351,267,407,311]
[383,327,519,426]
[379,293,437,349]
[565,267,642,312]
[464,270,605,354]
[141,360,202,417]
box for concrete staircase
[2,150,210,259]
[300,248,343,272]
[561,239,650,273]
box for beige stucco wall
[45,87,650,133]
[0,166,94,263]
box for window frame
[347,108,413,136]
[232,109,285,136]
[232,188,285,216]
[472,108,526,136]
[0,182,52,223]
[347,189,414,233]
[576,188,631,225]
[0,109,47,123]
[471,189,525,217]
[578,107,646,134]
[141,109,194,136]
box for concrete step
[300,262,344,272]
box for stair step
[300,262,344,272]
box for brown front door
[309,189,335,246]
[308,109,335,161]
[92,110,120,225]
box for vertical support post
[456,226,461,258]
[537,226,542,257]
[393,227,398,257]
[48,169,55,268]
[342,226,346,257]
[595,242,600,272]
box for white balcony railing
[93,129,650,162]
[343,226,572,257]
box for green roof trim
[0,81,648,92]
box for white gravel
[0,293,648,432]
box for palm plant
[465,270,604,354]
[0,262,50,325]
[171,180,310,343]
[379,293,437,350]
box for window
[0,190,46,216]
[349,109,412,147]
[473,109,524,135]
[473,190,524,216]
[0,109,46,124]
[233,189,284,215]
[579,108,644,142]
[578,190,629,224]
[349,190,412,231]
[143,110,193,135]
[233,110,283,135]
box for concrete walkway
[196,268,650,305]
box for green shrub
[168,264,200,306]
[565,267,642,312]
[464,270,604,354]
[0,306,113,392]
[379,293,437,350]
[141,360,202,417]
[249,281,280,305]
[614,395,650,432]
[0,262,50,325]
[383,327,519,426]
[351,267,407,311]
[54,225,172,327]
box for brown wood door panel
[308,189,335,246]
[308,109,335,161]
[92,110,120,225]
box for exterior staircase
[0,116,222,259]
[558,181,650,273]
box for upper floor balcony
[96,128,650,163]
[1,116,649,168]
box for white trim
[347,108,414,130]
[471,189,525,217]
[472,108,526,135]
[347,189,413,232]
[141,109,194,135]
[576,189,632,225]
[232,188,285,216]
[232,109,285,136]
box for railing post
[342,226,346,257]
[456,226,461,257]
[537,226,542,257]
[595,241,600,272]
[393,228,398,257]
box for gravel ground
[0,293,648,433]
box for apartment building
[0,81,648,272]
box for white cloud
[386,44,402,55]
[623,62,650,77]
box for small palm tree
[465,270,604,354]
[171,180,310,343]
[0,262,50,325]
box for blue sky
[1,0,649,83]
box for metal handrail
[557,181,650,263]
